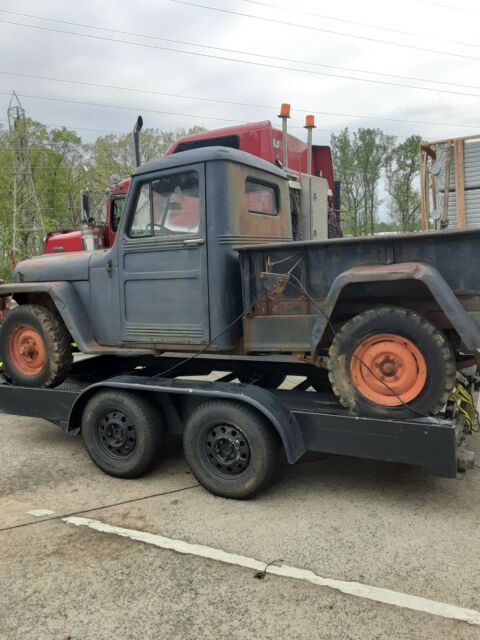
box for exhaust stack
[133,115,143,167]
[278,103,290,169]
[304,115,316,176]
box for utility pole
[7,91,45,263]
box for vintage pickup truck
[0,146,479,419]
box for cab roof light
[278,103,291,119]
[304,115,316,129]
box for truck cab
[89,146,291,351]
[10,147,291,360]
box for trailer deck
[0,353,475,494]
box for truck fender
[0,281,97,352]
[67,376,306,464]
[311,261,480,356]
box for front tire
[328,306,456,419]
[0,304,72,387]
[81,390,163,478]
[183,401,279,499]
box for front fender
[0,281,97,352]
[311,262,480,356]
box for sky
[1,0,480,150]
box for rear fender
[311,262,480,356]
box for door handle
[106,259,113,277]
[182,238,205,248]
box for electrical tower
[7,91,45,262]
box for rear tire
[81,390,163,478]
[327,306,456,419]
[183,401,279,499]
[0,304,72,387]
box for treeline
[0,119,422,277]
[0,120,204,277]
[331,129,422,236]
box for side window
[245,178,278,215]
[129,183,151,237]
[111,196,125,233]
[152,171,200,235]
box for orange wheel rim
[8,324,46,376]
[350,333,427,407]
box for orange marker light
[279,103,291,118]
[305,115,316,128]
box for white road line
[64,516,480,626]
[27,509,56,517]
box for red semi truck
[45,112,340,254]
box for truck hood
[14,251,92,283]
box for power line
[239,0,480,50]
[0,117,128,136]
[2,19,480,101]
[2,9,480,92]
[2,71,480,130]
[170,0,480,62]
[416,0,480,15]
[0,90,437,140]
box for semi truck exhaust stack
[278,103,290,169]
[304,114,316,176]
[133,115,143,167]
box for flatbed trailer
[0,354,476,499]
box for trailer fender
[311,262,480,356]
[67,376,306,463]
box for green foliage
[0,119,206,279]
[331,128,395,236]
[385,135,422,232]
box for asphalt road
[1,411,480,640]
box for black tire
[0,304,72,387]
[183,401,279,499]
[328,306,456,419]
[81,390,163,478]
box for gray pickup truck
[1,146,479,419]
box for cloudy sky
[1,0,480,148]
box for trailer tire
[81,390,163,478]
[0,304,72,387]
[328,306,456,419]
[183,401,279,499]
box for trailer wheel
[0,304,72,387]
[328,306,456,419]
[183,401,279,499]
[81,390,163,478]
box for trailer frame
[0,354,475,497]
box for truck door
[118,164,209,346]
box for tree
[385,135,422,232]
[330,129,364,236]
[331,128,395,236]
[354,128,395,235]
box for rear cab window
[245,178,279,215]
